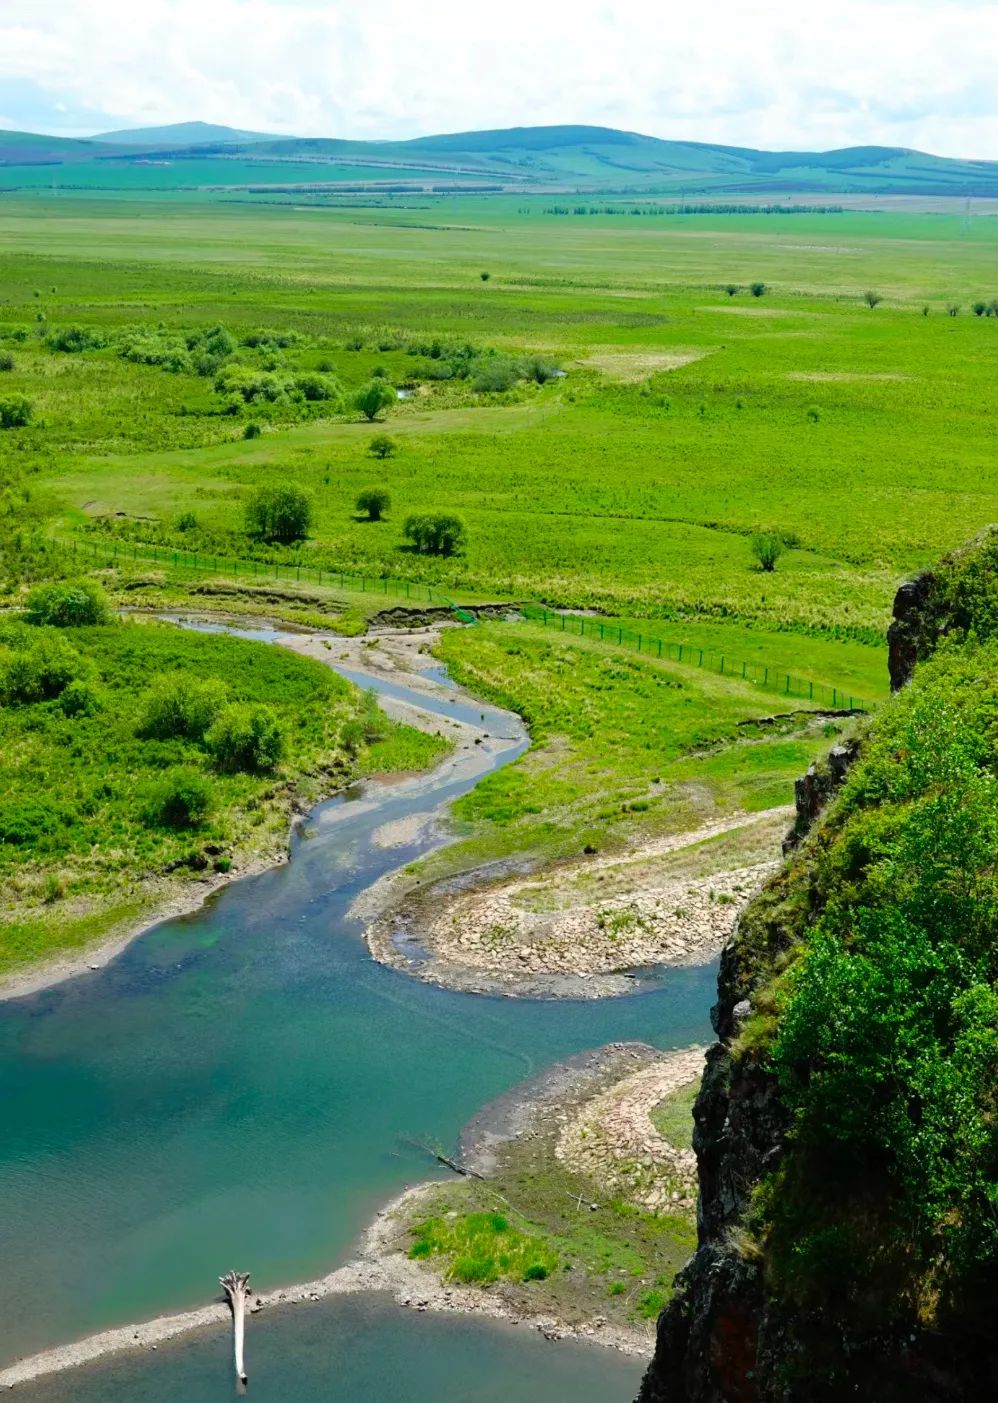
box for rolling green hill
[2,121,998,197]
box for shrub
[206,704,285,773]
[26,579,109,627]
[295,372,342,404]
[973,301,987,317]
[245,484,313,543]
[522,355,561,384]
[58,677,101,717]
[0,351,14,371]
[0,799,62,845]
[368,434,397,459]
[480,271,491,281]
[138,675,227,741]
[46,326,104,353]
[0,637,85,703]
[354,379,396,421]
[864,290,883,309]
[0,396,32,428]
[523,1263,549,1282]
[726,284,739,296]
[471,353,521,393]
[750,532,786,572]
[144,768,214,829]
[403,512,467,557]
[243,422,262,440]
[356,487,391,521]
[750,282,767,298]
[948,304,961,317]
[176,511,199,532]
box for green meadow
[1,193,996,958]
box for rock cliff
[637,533,998,1403]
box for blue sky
[4,0,998,156]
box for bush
[0,799,62,845]
[726,284,739,297]
[57,677,102,717]
[243,422,262,440]
[368,434,397,459]
[245,484,313,543]
[176,511,198,532]
[138,674,227,741]
[864,290,883,309]
[206,704,285,773]
[354,379,396,421]
[403,512,467,556]
[973,301,987,317]
[750,282,767,298]
[356,487,391,521]
[523,1263,549,1282]
[46,326,105,353]
[750,532,786,572]
[26,579,109,627]
[0,637,85,703]
[471,353,521,393]
[144,768,214,829]
[522,355,561,384]
[480,271,491,281]
[0,351,14,371]
[295,372,342,404]
[0,396,32,429]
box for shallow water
[0,628,713,1391]
[17,1294,643,1403]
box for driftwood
[220,1270,251,1386]
[401,1134,485,1180]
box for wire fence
[521,605,870,712]
[62,533,870,711]
[66,534,457,609]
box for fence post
[720,656,724,675]
[657,640,662,657]
[637,635,642,652]
[763,666,768,686]
[785,675,790,694]
[833,687,837,707]
[698,649,703,666]
[618,627,623,643]
[742,662,746,679]
[809,681,813,700]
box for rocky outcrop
[886,570,937,691]
[782,739,859,853]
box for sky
[3,0,998,156]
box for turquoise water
[17,1294,643,1402]
[0,639,712,1392]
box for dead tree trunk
[220,1270,251,1386]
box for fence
[66,534,457,610]
[521,605,869,712]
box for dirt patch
[785,370,910,383]
[579,347,713,381]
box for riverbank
[0,1044,702,1388]
[360,809,789,998]
[0,618,522,1004]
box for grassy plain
[2,194,994,965]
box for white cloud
[3,0,998,156]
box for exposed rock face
[886,570,937,691]
[782,740,859,853]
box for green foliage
[750,532,786,572]
[762,641,998,1325]
[25,579,110,627]
[0,396,32,428]
[403,512,467,556]
[138,674,227,741]
[354,378,396,421]
[46,325,105,353]
[750,281,767,296]
[176,510,199,532]
[0,633,85,703]
[408,1210,559,1287]
[356,487,391,521]
[368,433,397,459]
[243,422,262,439]
[863,290,883,308]
[245,484,313,543]
[144,767,214,829]
[0,351,15,371]
[206,703,285,773]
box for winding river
[0,624,716,1399]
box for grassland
[0,615,446,976]
[2,193,994,971]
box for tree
[750,282,767,298]
[356,487,391,521]
[368,433,397,459]
[26,579,109,627]
[725,284,739,297]
[948,304,961,317]
[245,484,313,543]
[144,768,214,829]
[972,301,987,317]
[354,379,396,422]
[0,396,32,428]
[864,290,883,309]
[750,531,786,572]
[480,271,491,281]
[403,512,467,556]
[0,351,14,372]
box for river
[0,623,715,1398]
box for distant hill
[2,121,998,197]
[94,121,285,146]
